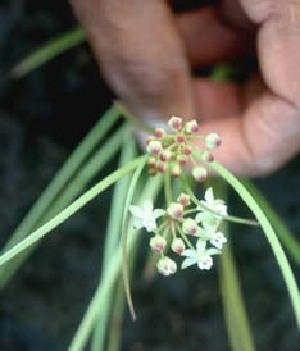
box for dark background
[0,1,299,350]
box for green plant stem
[0,157,145,268]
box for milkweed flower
[198,187,227,216]
[129,201,165,232]
[182,240,220,270]
[157,257,177,276]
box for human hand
[69,0,300,175]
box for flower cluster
[129,187,227,276]
[146,116,221,182]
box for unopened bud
[177,154,187,166]
[154,128,165,139]
[157,257,177,276]
[147,157,156,168]
[147,140,162,155]
[150,236,166,252]
[205,133,221,150]
[160,149,172,161]
[171,238,186,255]
[182,218,198,235]
[176,135,186,143]
[171,164,181,178]
[156,160,167,173]
[185,120,200,133]
[192,167,207,182]
[168,116,182,131]
[148,167,157,176]
[184,145,192,155]
[177,193,191,206]
[167,203,183,219]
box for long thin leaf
[68,175,162,351]
[241,179,300,264]
[0,157,145,268]
[0,124,125,287]
[210,161,300,327]
[11,27,85,78]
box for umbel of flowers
[146,116,221,182]
[129,187,227,276]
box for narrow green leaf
[240,179,300,264]
[11,27,85,78]
[68,176,162,351]
[210,161,300,327]
[0,157,145,268]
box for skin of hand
[69,0,300,176]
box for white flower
[150,235,166,252]
[129,201,165,232]
[205,132,221,150]
[167,203,183,219]
[202,187,227,215]
[195,211,221,230]
[157,257,177,276]
[182,240,220,270]
[171,238,185,255]
[182,218,199,235]
[210,231,227,250]
[192,167,207,182]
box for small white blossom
[205,133,221,150]
[157,257,177,276]
[177,193,190,206]
[192,167,207,182]
[198,187,227,216]
[171,238,185,255]
[182,240,220,270]
[210,231,227,250]
[168,116,182,130]
[167,203,183,219]
[129,201,165,232]
[182,218,199,235]
[185,119,200,133]
[147,140,162,155]
[150,236,166,252]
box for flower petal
[153,209,166,218]
[181,257,197,269]
[196,240,206,254]
[205,187,214,204]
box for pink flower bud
[160,149,172,161]
[202,151,214,162]
[150,236,166,252]
[147,157,156,168]
[177,193,191,206]
[183,145,192,155]
[168,116,182,131]
[205,133,221,150]
[185,120,200,133]
[157,257,177,276]
[156,160,167,173]
[176,135,186,143]
[154,128,165,139]
[171,164,181,178]
[146,136,155,145]
[182,218,198,235]
[192,167,207,182]
[167,203,183,219]
[147,140,162,155]
[177,154,187,166]
[171,238,185,255]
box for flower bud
[185,120,200,133]
[157,257,177,276]
[156,160,167,173]
[150,236,167,252]
[205,133,221,150]
[183,145,192,155]
[146,135,155,145]
[167,203,183,219]
[201,150,214,163]
[147,140,162,155]
[177,154,187,166]
[171,164,181,178]
[182,218,199,235]
[160,149,172,161]
[147,157,156,168]
[148,167,157,176]
[177,193,190,206]
[154,128,165,139]
[176,135,186,143]
[192,167,207,182]
[171,238,185,255]
[168,116,182,131]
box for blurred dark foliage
[0,1,299,351]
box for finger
[192,80,300,175]
[69,0,195,120]
[176,6,254,66]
